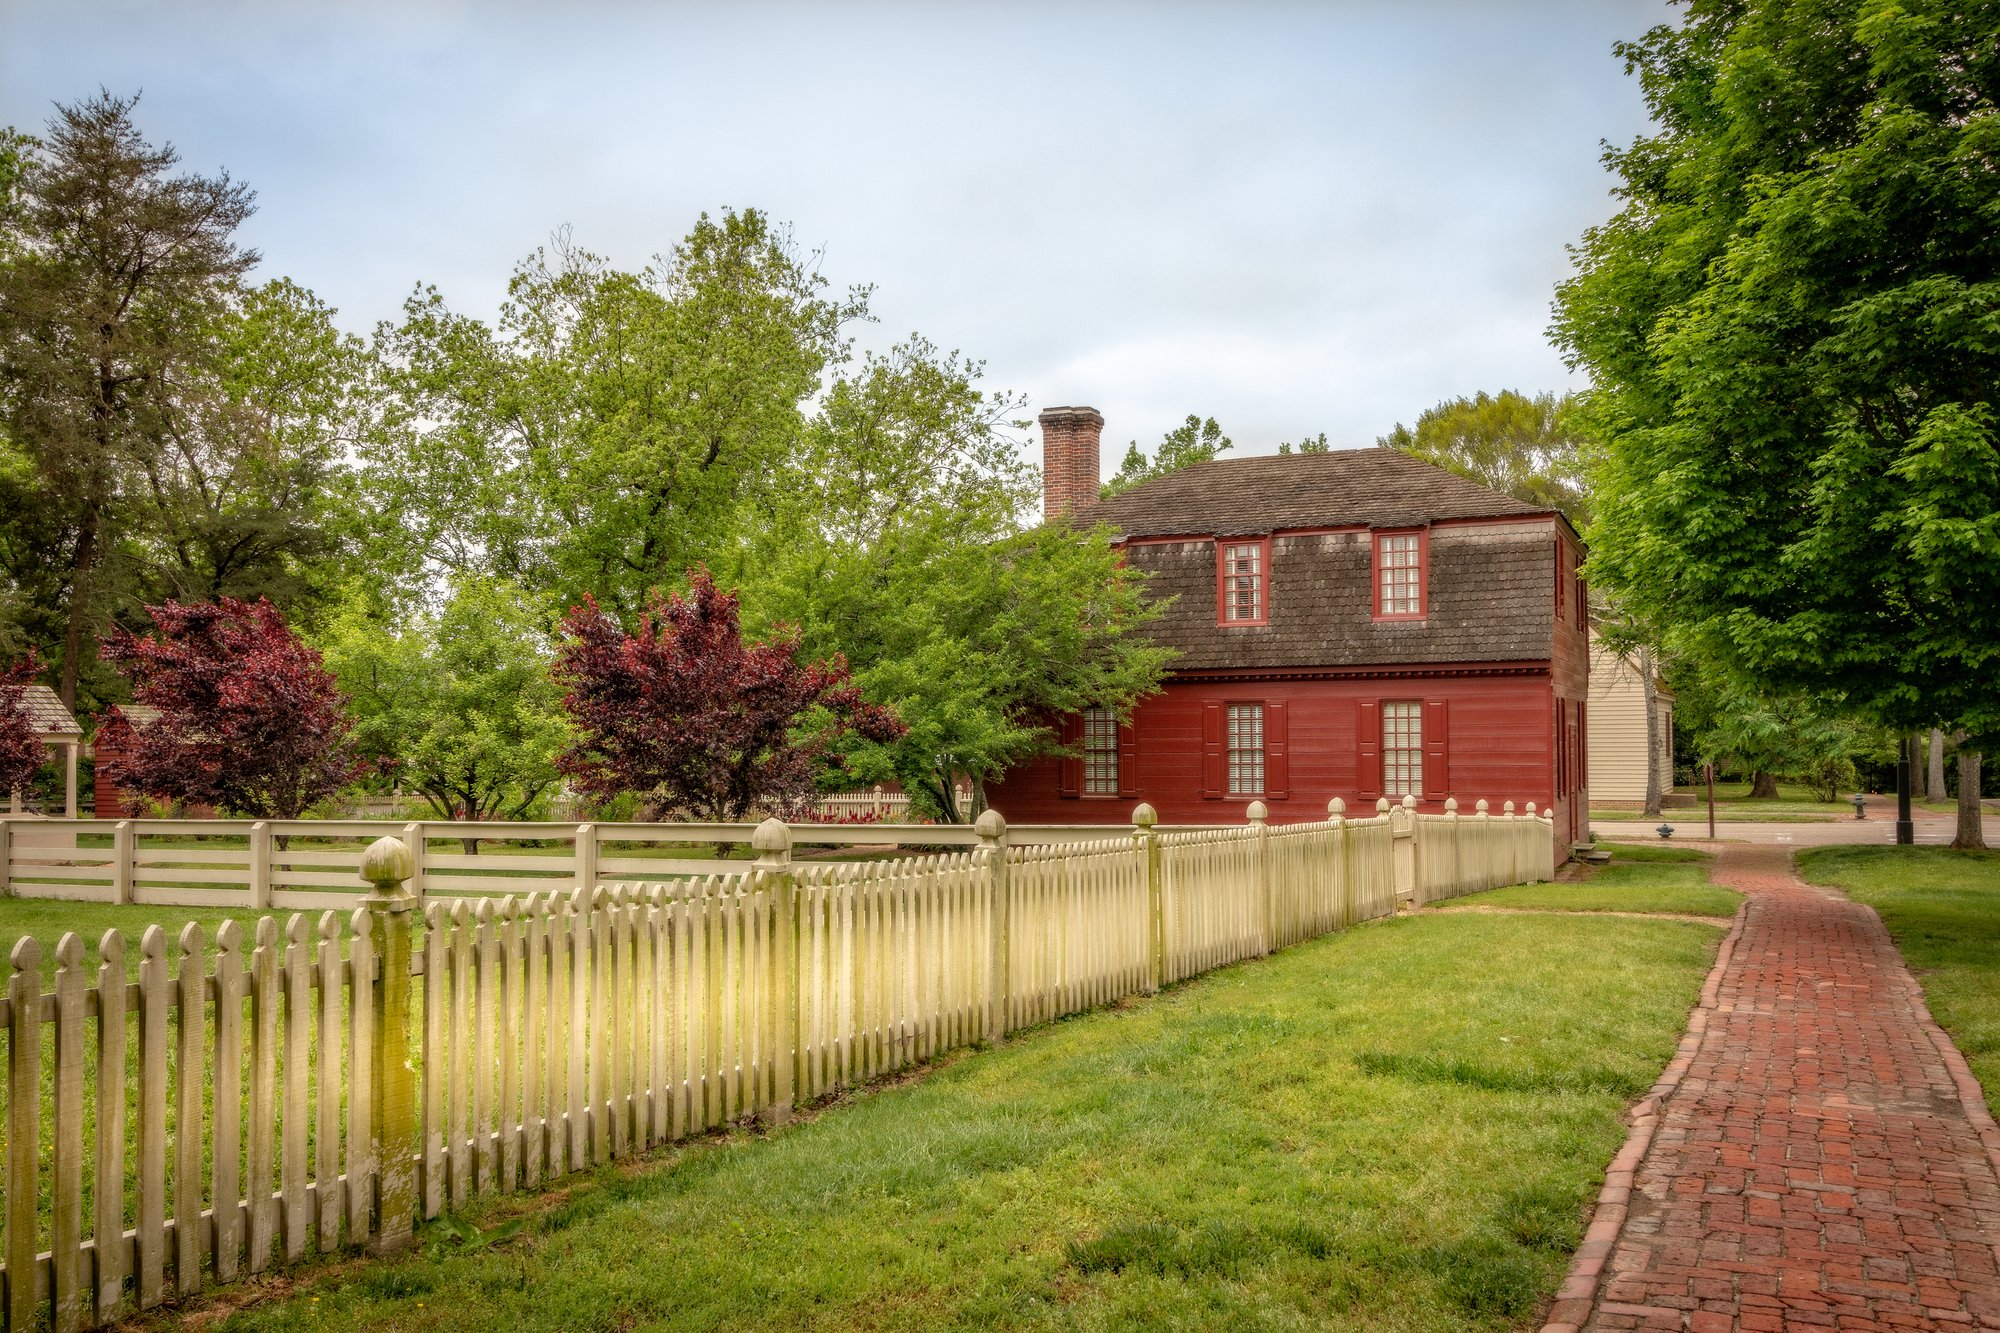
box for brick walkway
[1548,845,2000,1332]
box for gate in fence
[0,798,1552,1330]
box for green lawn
[1592,780,1852,823]
[201,909,1722,1333]
[1798,846,2000,1097]
[1438,846,1740,919]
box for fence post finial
[1504,800,1516,816]
[1327,796,1344,818]
[1376,797,1390,815]
[1245,800,1268,827]
[1476,798,1490,815]
[1444,797,1458,815]
[358,837,417,1253]
[1401,793,1416,811]
[1131,801,1158,830]
[752,816,792,868]
[974,808,1007,844]
[1525,801,1537,816]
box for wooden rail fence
[0,797,1553,1330]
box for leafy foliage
[0,651,45,796]
[1378,390,1590,524]
[361,218,866,620]
[1670,665,1887,802]
[1553,2,2000,749]
[321,579,569,823]
[552,570,904,822]
[1100,414,1231,498]
[0,94,362,709]
[97,597,361,818]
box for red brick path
[1546,845,2000,1332]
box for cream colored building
[1586,631,1674,808]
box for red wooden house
[984,406,1590,851]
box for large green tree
[362,218,865,620]
[1100,414,1231,498]
[745,341,1170,820]
[320,578,569,838]
[1553,1,2000,846]
[1378,390,1590,525]
[0,94,361,708]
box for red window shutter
[1057,714,1082,798]
[1577,699,1588,788]
[1117,719,1140,798]
[1422,697,1449,801]
[1265,700,1289,799]
[1201,701,1225,798]
[1357,700,1381,798]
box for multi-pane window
[1222,542,1264,622]
[1082,706,1119,796]
[1378,534,1422,616]
[1383,702,1423,797]
[1227,703,1265,796]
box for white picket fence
[0,797,1553,1330]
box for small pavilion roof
[16,686,81,739]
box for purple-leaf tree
[553,569,904,823]
[98,597,362,818]
[0,653,47,798]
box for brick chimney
[1040,406,1104,521]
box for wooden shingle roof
[1073,446,1547,538]
[16,685,81,737]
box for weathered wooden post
[1246,799,1272,955]
[1392,794,1417,911]
[1134,802,1162,993]
[575,822,599,897]
[359,834,418,1252]
[1327,797,1349,929]
[752,817,797,1125]
[247,820,271,910]
[0,816,11,898]
[113,819,135,905]
[976,809,1009,1043]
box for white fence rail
[0,796,1553,1330]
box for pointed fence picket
[0,799,1552,1329]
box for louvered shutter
[1357,700,1382,798]
[1201,702,1225,798]
[1422,698,1449,801]
[1264,701,1289,799]
[1057,714,1082,798]
[1117,718,1140,798]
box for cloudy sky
[2,0,1669,464]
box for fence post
[113,819,135,905]
[1246,799,1272,955]
[575,823,599,897]
[753,817,796,1126]
[359,835,418,1253]
[248,821,271,910]
[400,822,427,903]
[1134,802,1162,994]
[0,816,9,898]
[976,810,1009,1043]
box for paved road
[1548,845,2000,1331]
[1595,816,2000,849]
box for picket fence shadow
[0,796,1554,1330]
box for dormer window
[1373,530,1427,619]
[1216,537,1270,626]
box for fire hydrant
[1850,793,1867,820]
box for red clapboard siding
[987,670,1559,828]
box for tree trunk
[57,506,101,710]
[1953,750,1985,851]
[1640,647,1664,817]
[1750,771,1780,800]
[1929,729,1947,805]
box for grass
[0,897,277,985]
[1438,845,1740,919]
[204,909,1723,1333]
[1591,780,1852,822]
[1797,845,2000,1097]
